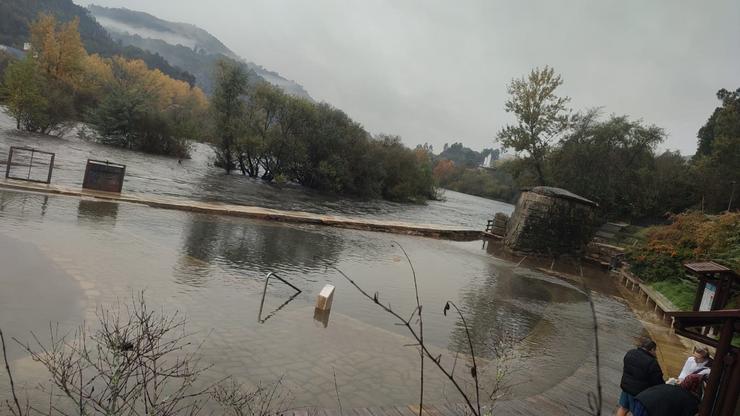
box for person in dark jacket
[631,373,702,416]
[617,339,664,416]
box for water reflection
[451,267,548,359]
[0,191,49,217]
[313,308,331,328]
[77,199,119,228]
[0,188,639,408]
[175,213,344,288]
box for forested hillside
[0,0,195,84]
[87,5,312,98]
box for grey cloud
[79,0,740,154]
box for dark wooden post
[46,153,55,184]
[700,319,734,416]
[5,146,13,179]
[718,350,739,416]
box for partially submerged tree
[211,59,249,173]
[1,55,75,135]
[87,56,208,158]
[497,66,571,186]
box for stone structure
[504,186,598,256]
[490,212,509,236]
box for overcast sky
[79,0,739,155]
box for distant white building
[481,154,493,168]
[23,42,31,51]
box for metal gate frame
[5,146,55,184]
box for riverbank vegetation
[0,15,207,158]
[0,15,435,202]
[627,212,740,309]
[496,66,739,220]
[429,143,517,202]
[210,60,436,202]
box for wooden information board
[82,159,126,193]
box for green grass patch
[650,279,697,311]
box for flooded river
[0,189,645,410]
[0,112,512,229]
[0,115,646,411]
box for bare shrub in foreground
[211,377,293,416]
[2,293,291,416]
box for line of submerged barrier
[0,179,484,241]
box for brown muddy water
[0,189,647,410]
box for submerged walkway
[0,179,483,241]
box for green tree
[693,88,740,212]
[88,85,195,158]
[548,110,665,219]
[210,59,248,173]
[651,151,697,215]
[437,142,484,168]
[1,55,74,134]
[497,66,570,185]
[696,88,740,157]
[0,49,17,80]
[87,56,207,158]
[242,81,285,179]
[373,135,436,202]
[1,56,45,130]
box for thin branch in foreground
[1,328,24,416]
[443,301,481,416]
[579,265,602,416]
[333,368,343,416]
[391,241,425,416]
[326,263,480,416]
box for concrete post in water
[504,186,598,256]
[316,284,335,311]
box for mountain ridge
[0,0,196,84]
[87,4,312,99]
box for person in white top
[677,347,712,382]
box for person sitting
[632,373,703,416]
[617,338,665,416]
[677,347,711,382]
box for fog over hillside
[87,5,312,99]
[94,16,198,49]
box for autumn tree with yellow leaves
[1,14,207,155]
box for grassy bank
[627,212,739,311]
[649,280,697,311]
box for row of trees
[0,15,435,201]
[0,15,207,158]
[496,66,739,219]
[210,60,435,201]
[430,143,516,201]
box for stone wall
[504,186,598,256]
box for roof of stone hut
[524,186,599,207]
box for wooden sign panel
[82,159,126,193]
